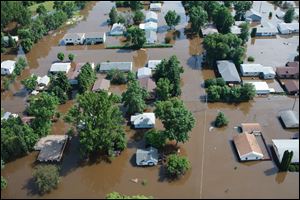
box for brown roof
[284,80,299,93]
[92,79,110,91]
[67,63,84,80]
[241,123,262,134]
[276,67,299,76]
[286,61,299,68]
[21,116,35,124]
[233,133,263,157]
[138,77,156,93]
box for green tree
[279,150,294,171]
[31,19,47,43]
[106,192,152,199]
[57,52,64,61]
[129,1,142,11]
[239,22,250,44]
[7,34,16,48]
[68,53,75,62]
[153,55,184,97]
[284,8,295,23]
[251,27,257,38]
[145,129,166,149]
[215,77,226,86]
[206,85,221,101]
[204,78,217,88]
[53,1,64,10]
[188,6,208,36]
[223,1,233,8]
[117,14,126,24]
[212,5,234,34]
[48,72,72,104]
[13,57,27,76]
[109,7,118,25]
[201,1,220,22]
[133,10,145,24]
[77,63,97,93]
[240,83,255,101]
[122,79,148,115]
[3,78,10,91]
[21,38,33,53]
[164,10,181,29]
[215,112,229,127]
[1,160,7,190]
[106,69,127,84]
[65,91,127,158]
[233,1,253,20]
[166,154,191,178]
[155,98,195,146]
[126,26,146,49]
[21,75,38,91]
[33,164,60,194]
[62,2,76,18]
[36,4,47,15]
[156,78,173,101]
[75,1,88,9]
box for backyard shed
[130,113,155,128]
[272,139,299,163]
[139,22,158,32]
[241,123,262,134]
[1,60,16,75]
[202,24,218,36]
[110,23,126,36]
[137,67,152,79]
[136,147,159,166]
[279,110,299,128]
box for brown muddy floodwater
[1,1,299,199]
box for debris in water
[234,166,237,170]
[209,126,214,132]
[131,178,138,183]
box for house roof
[111,23,126,33]
[63,33,85,40]
[67,62,95,80]
[138,77,156,93]
[284,80,299,93]
[245,9,262,18]
[37,75,50,86]
[230,25,241,34]
[280,110,299,128]
[278,22,299,31]
[136,147,158,164]
[145,30,157,43]
[50,62,71,73]
[100,62,132,71]
[244,81,270,91]
[276,67,299,76]
[130,113,155,126]
[241,123,262,134]
[147,60,161,70]
[261,67,275,75]
[286,61,299,68]
[233,133,263,158]
[137,67,152,79]
[150,3,162,9]
[146,11,158,21]
[1,60,16,70]
[217,60,241,82]
[140,22,158,30]
[202,24,218,35]
[92,78,110,91]
[241,64,264,73]
[272,139,299,163]
[85,32,105,38]
[256,22,278,34]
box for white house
[1,60,16,75]
[139,22,158,32]
[99,62,133,72]
[130,113,155,128]
[145,30,157,44]
[37,75,50,90]
[243,81,271,95]
[245,9,262,22]
[150,3,162,11]
[233,133,264,161]
[145,11,158,23]
[261,67,276,79]
[147,60,161,70]
[230,25,241,35]
[110,23,126,36]
[272,139,299,163]
[277,22,299,34]
[62,33,85,45]
[279,110,299,128]
[137,67,152,79]
[256,22,278,36]
[240,64,275,79]
[49,62,71,74]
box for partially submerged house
[145,30,157,44]
[202,24,218,36]
[276,66,299,79]
[150,3,162,11]
[99,62,133,72]
[283,80,299,95]
[49,62,71,74]
[139,22,158,32]
[92,78,110,92]
[138,77,156,99]
[272,139,299,163]
[68,62,95,85]
[37,75,50,90]
[137,67,152,79]
[256,22,278,36]
[277,22,299,35]
[245,9,262,22]
[240,64,275,79]
[1,60,16,75]
[243,81,271,95]
[62,33,85,45]
[279,110,299,128]
[136,147,159,166]
[130,113,155,129]
[147,60,161,70]
[286,61,299,68]
[233,133,264,161]
[216,60,241,84]
[84,32,106,44]
[145,11,158,23]
[240,123,262,134]
[110,23,126,36]
[34,135,69,162]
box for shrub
[57,52,64,61]
[215,112,229,127]
[106,69,127,84]
[165,36,171,44]
[145,129,166,149]
[68,53,75,62]
[33,164,60,194]
[247,56,255,62]
[251,28,257,38]
[289,165,296,172]
[204,78,217,88]
[166,154,191,178]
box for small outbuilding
[150,3,162,11]
[145,11,158,23]
[130,113,155,129]
[147,60,161,70]
[1,60,16,75]
[279,110,299,128]
[243,81,270,95]
[136,147,159,166]
[240,123,262,134]
[110,23,126,36]
[217,60,241,84]
[139,77,156,99]
[202,24,218,36]
[137,67,152,79]
[139,22,158,32]
[272,139,299,163]
[92,78,110,92]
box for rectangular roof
[92,78,110,91]
[1,60,16,70]
[217,60,241,82]
[63,33,85,40]
[147,60,161,70]
[256,22,278,34]
[130,113,155,126]
[241,63,264,73]
[146,11,158,21]
[136,147,158,164]
[284,80,299,93]
[85,32,105,38]
[241,123,262,134]
[280,110,299,128]
[233,133,263,158]
[286,61,299,68]
[244,81,270,91]
[146,30,157,42]
[137,67,152,79]
[272,139,299,163]
[100,62,132,72]
[276,67,299,76]
[50,62,71,73]
[138,77,156,93]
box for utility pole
[292,93,298,110]
[259,1,262,13]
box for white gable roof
[150,3,162,10]
[137,67,152,79]
[50,63,71,73]
[146,11,158,21]
[130,113,155,126]
[148,60,161,70]
[37,75,50,86]
[1,60,16,70]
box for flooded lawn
[1,1,299,199]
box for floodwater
[1,1,299,199]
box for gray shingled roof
[217,60,241,83]
[280,110,299,128]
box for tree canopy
[77,63,97,94]
[239,22,250,44]
[188,6,208,36]
[33,164,60,194]
[145,129,166,149]
[233,1,253,20]
[21,74,38,91]
[65,91,127,158]
[214,112,229,127]
[48,72,72,104]
[166,154,191,178]
[284,8,295,23]
[212,5,234,34]
[125,26,146,49]
[164,10,181,29]
[156,78,173,101]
